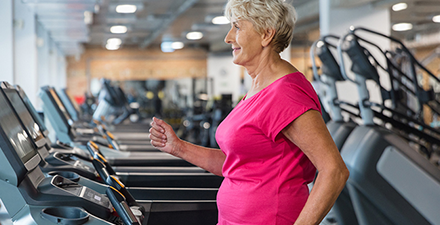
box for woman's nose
[224,28,234,44]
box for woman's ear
[261,28,276,47]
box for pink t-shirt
[215,72,321,225]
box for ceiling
[22,0,440,56]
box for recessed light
[107,38,122,46]
[161,42,174,52]
[106,43,120,50]
[110,25,127,34]
[212,16,229,25]
[392,3,407,12]
[116,5,137,13]
[392,23,412,31]
[172,42,184,49]
[186,31,203,40]
[433,15,440,23]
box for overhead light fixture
[107,38,122,46]
[161,42,174,53]
[106,43,120,50]
[212,16,229,25]
[392,3,407,12]
[116,4,137,13]
[433,15,440,23]
[106,38,122,50]
[171,42,184,49]
[84,11,93,25]
[110,25,127,34]
[186,31,203,40]
[392,23,413,31]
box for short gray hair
[224,0,297,53]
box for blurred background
[1,0,440,145]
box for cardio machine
[40,86,161,153]
[0,82,219,225]
[10,83,223,188]
[310,34,359,225]
[337,26,440,225]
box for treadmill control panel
[52,175,112,210]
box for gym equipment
[0,83,219,224]
[310,34,358,225]
[10,83,223,188]
[337,26,440,225]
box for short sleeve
[257,75,321,142]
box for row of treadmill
[311,27,440,225]
[1,26,440,225]
[0,69,223,222]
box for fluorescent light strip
[392,3,407,12]
[116,5,137,13]
[433,15,440,23]
[392,23,412,31]
[106,44,120,50]
[186,32,203,40]
[171,42,184,49]
[110,25,127,34]
[107,38,122,46]
[212,16,229,25]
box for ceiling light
[392,23,413,31]
[186,31,203,40]
[212,16,229,25]
[84,11,93,25]
[116,5,137,13]
[433,15,440,23]
[110,25,127,34]
[106,43,120,50]
[392,3,407,12]
[107,38,122,46]
[171,42,184,49]
[161,42,174,53]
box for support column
[207,54,241,104]
[0,0,14,82]
[319,1,391,107]
[37,21,50,88]
[14,0,38,106]
[49,39,58,87]
[57,47,67,88]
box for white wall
[320,1,391,107]
[0,0,14,83]
[207,54,242,104]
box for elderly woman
[149,0,349,224]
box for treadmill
[310,35,358,225]
[41,86,156,152]
[58,86,151,144]
[93,79,152,134]
[38,85,193,166]
[12,83,223,188]
[337,27,440,225]
[0,83,219,225]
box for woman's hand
[149,117,182,156]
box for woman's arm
[149,117,226,176]
[281,110,349,225]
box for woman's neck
[244,52,297,100]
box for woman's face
[224,18,263,66]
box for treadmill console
[51,175,112,209]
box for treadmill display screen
[49,88,71,121]
[4,89,45,142]
[62,89,81,113]
[0,92,36,163]
[17,86,48,132]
